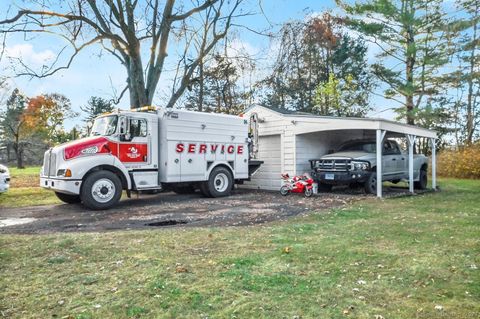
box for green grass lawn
[8,166,42,177]
[0,166,60,207]
[0,178,479,318]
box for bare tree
[0,0,246,109]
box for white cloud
[2,43,55,66]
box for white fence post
[431,138,436,190]
[407,135,416,194]
[376,129,386,198]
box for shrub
[437,143,480,179]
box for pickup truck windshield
[90,115,118,136]
[339,141,376,153]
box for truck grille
[315,159,351,172]
[43,150,57,177]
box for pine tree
[81,97,115,124]
[338,0,452,125]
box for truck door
[119,117,150,169]
[391,141,406,177]
[382,141,397,177]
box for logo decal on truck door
[118,143,148,162]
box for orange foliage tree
[24,94,77,143]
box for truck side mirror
[121,133,132,142]
[119,116,127,134]
[118,116,131,141]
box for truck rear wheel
[81,170,122,210]
[206,166,233,198]
[414,169,428,190]
[55,192,81,204]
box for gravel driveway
[0,186,424,234]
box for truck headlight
[57,169,72,177]
[351,162,369,171]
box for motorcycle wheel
[280,185,289,196]
[304,188,313,197]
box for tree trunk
[128,52,149,109]
[405,27,416,125]
[6,143,11,162]
[465,3,478,144]
[199,59,204,112]
[13,142,24,169]
[403,1,416,125]
[17,148,24,169]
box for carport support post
[376,129,386,198]
[431,138,436,190]
[407,135,416,194]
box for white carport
[243,105,437,197]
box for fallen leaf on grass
[283,246,292,254]
[175,265,188,273]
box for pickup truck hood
[321,151,372,160]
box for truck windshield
[90,115,118,136]
[339,141,376,153]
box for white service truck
[40,107,262,210]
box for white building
[243,105,437,198]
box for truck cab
[40,107,260,210]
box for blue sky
[0,0,454,128]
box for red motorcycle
[280,173,314,197]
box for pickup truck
[309,139,428,194]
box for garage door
[244,134,282,190]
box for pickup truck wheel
[81,171,122,210]
[414,169,428,190]
[206,167,233,198]
[55,192,81,204]
[364,173,377,194]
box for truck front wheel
[206,167,233,198]
[364,172,377,194]
[80,171,122,210]
[55,192,81,204]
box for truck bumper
[313,171,371,185]
[40,176,82,195]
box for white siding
[244,134,282,190]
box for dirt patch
[0,186,430,234]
